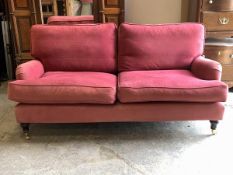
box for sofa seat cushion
[118,70,228,103]
[8,72,117,104]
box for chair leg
[210,121,219,135]
[20,123,30,140]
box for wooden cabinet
[205,44,233,65]
[202,11,233,31]
[205,42,233,87]
[201,0,233,11]
[40,0,71,23]
[198,0,233,88]
[8,0,41,64]
[41,0,58,23]
[94,0,124,26]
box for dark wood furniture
[7,0,42,64]
[198,0,233,88]
[94,0,124,26]
[41,0,58,23]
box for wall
[125,0,192,24]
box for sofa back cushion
[118,23,205,71]
[31,23,117,73]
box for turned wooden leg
[20,123,30,140]
[210,121,219,135]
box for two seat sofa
[8,23,228,139]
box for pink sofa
[8,23,228,139]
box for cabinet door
[8,0,40,64]
[98,0,124,26]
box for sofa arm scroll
[191,56,222,81]
[16,60,44,80]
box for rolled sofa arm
[191,56,222,80]
[16,60,44,80]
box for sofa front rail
[16,102,224,139]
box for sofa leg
[20,123,30,140]
[210,121,219,135]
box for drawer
[202,11,233,31]
[206,31,233,39]
[204,45,233,64]
[202,0,233,11]
[222,65,233,81]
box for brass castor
[20,123,30,140]
[24,132,31,140]
[211,129,217,135]
[210,121,219,135]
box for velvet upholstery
[118,70,227,103]
[47,16,94,25]
[31,24,117,72]
[15,102,225,123]
[8,72,117,104]
[16,60,44,80]
[191,56,222,80]
[118,23,205,71]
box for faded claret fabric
[118,70,228,103]
[15,102,225,123]
[7,23,228,124]
[118,23,205,71]
[16,60,44,80]
[31,23,117,73]
[47,16,94,25]
[191,56,222,80]
[8,72,117,104]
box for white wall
[125,0,184,24]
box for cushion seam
[9,98,115,103]
[10,83,116,89]
[118,85,225,90]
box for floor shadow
[3,121,211,146]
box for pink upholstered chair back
[118,23,205,71]
[31,23,117,73]
[47,16,94,25]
